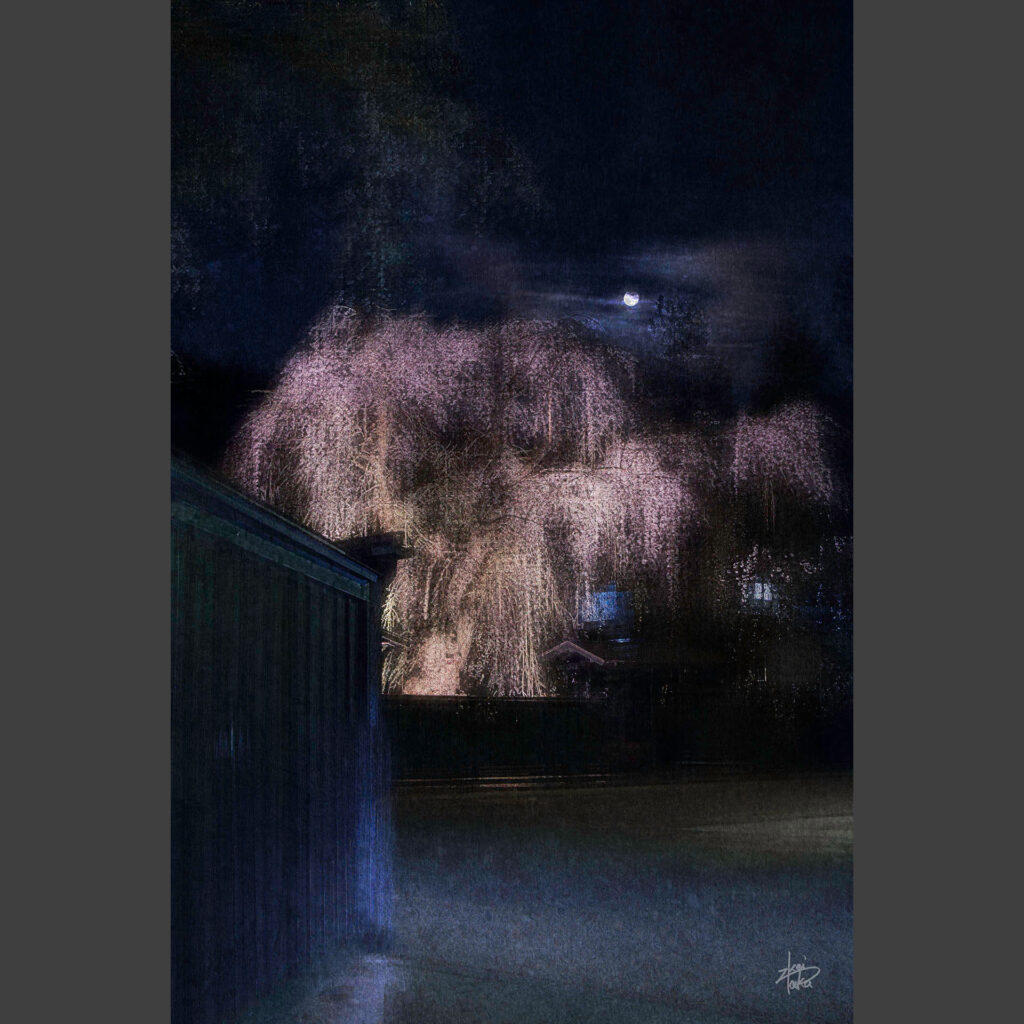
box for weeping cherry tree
[226,307,836,696]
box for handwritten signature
[776,952,820,993]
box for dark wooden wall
[172,461,392,1024]
[384,679,852,781]
[384,695,609,779]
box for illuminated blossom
[226,309,837,695]
[730,402,834,507]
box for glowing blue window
[579,585,633,633]
[749,580,776,602]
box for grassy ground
[244,771,852,1024]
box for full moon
[623,292,639,307]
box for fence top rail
[172,454,378,591]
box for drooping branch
[226,309,839,696]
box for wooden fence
[384,674,852,781]
[171,459,392,1024]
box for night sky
[172,0,851,459]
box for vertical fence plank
[172,465,391,1024]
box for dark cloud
[173,0,851,457]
